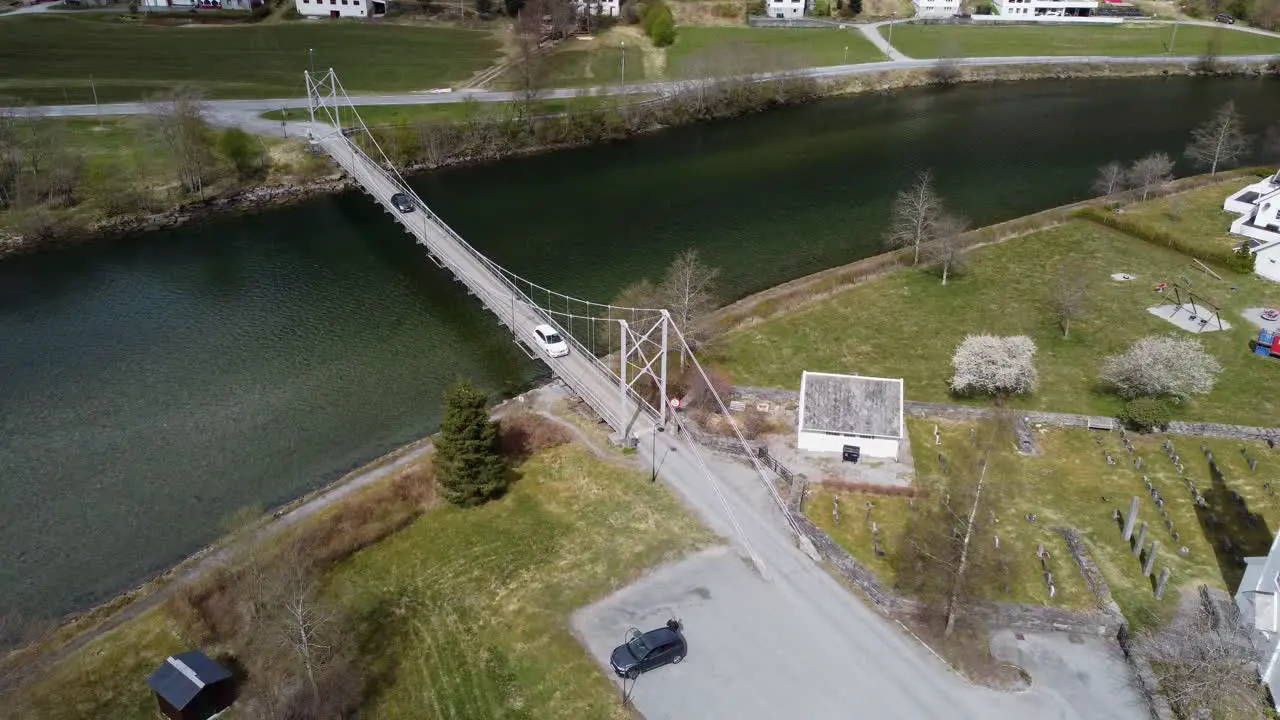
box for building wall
[992,0,1098,15]
[1257,245,1280,284]
[912,0,960,16]
[766,0,805,18]
[580,0,619,15]
[796,431,899,458]
[295,0,371,17]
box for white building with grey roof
[1237,529,1280,709]
[796,371,904,459]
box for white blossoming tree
[949,335,1039,396]
[1100,334,1222,400]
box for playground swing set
[1153,281,1224,332]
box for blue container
[1258,344,1273,357]
[1262,329,1277,346]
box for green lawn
[1121,175,1264,258]
[715,217,1280,425]
[0,15,500,104]
[881,23,1280,58]
[667,27,884,77]
[810,418,1280,630]
[329,444,712,718]
[505,44,647,88]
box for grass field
[808,418,1280,630]
[330,444,712,718]
[1120,177,1258,258]
[667,27,884,77]
[715,212,1280,425]
[3,443,711,719]
[881,22,1280,58]
[0,15,500,104]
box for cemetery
[802,417,1280,630]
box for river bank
[2,57,1276,260]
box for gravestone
[1123,497,1140,541]
[1143,541,1159,576]
[1106,453,1115,465]
[1156,568,1171,599]
[833,496,840,526]
[1250,458,1258,472]
[1134,521,1148,558]
[1135,457,1143,470]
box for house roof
[145,650,231,710]
[798,371,903,439]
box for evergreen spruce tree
[435,380,508,507]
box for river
[2,77,1278,622]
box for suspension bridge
[303,69,800,573]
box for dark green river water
[3,77,1278,622]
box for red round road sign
[670,397,684,409]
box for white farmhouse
[141,0,260,10]
[1225,169,1280,283]
[912,0,961,17]
[1237,529,1280,710]
[796,371,904,459]
[294,0,384,19]
[992,0,1098,17]
[765,0,806,19]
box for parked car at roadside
[1216,13,1235,23]
[610,620,687,679]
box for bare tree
[1091,161,1127,198]
[512,32,549,126]
[547,0,578,38]
[1185,100,1252,175]
[661,250,720,361]
[1050,268,1088,338]
[149,90,215,197]
[929,57,962,86]
[886,169,944,265]
[1136,589,1270,717]
[1127,152,1174,201]
[925,213,968,286]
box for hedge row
[1073,207,1256,275]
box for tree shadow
[1193,450,1272,591]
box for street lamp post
[650,425,665,482]
[844,45,848,64]
[620,41,626,87]
[888,13,896,48]
[1169,23,1178,54]
[308,47,316,74]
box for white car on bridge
[532,324,569,358]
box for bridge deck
[315,131,641,435]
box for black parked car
[391,192,415,213]
[610,620,686,679]
[1216,13,1235,23]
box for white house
[796,371,904,459]
[1225,169,1280,282]
[912,0,961,17]
[294,0,384,19]
[992,0,1098,17]
[1236,529,1280,710]
[765,0,806,19]
[141,0,259,11]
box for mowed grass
[328,444,714,719]
[4,609,190,719]
[1122,175,1265,258]
[667,27,884,77]
[810,418,1280,630]
[882,23,1280,58]
[716,218,1280,425]
[0,15,500,104]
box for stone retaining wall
[746,15,851,27]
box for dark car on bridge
[610,620,686,679]
[391,192,415,213]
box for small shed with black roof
[145,650,235,720]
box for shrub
[949,335,1038,396]
[1122,397,1173,431]
[641,0,676,46]
[1100,334,1222,400]
[217,127,268,181]
[681,365,733,411]
[499,411,572,460]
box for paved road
[572,428,1149,720]
[861,19,912,61]
[9,51,1279,134]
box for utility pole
[90,75,100,126]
